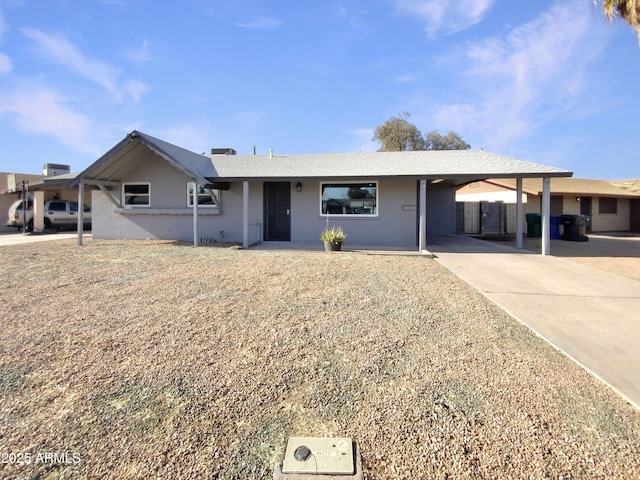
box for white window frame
[319,181,379,217]
[186,182,220,208]
[122,183,150,208]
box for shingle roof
[134,131,217,180]
[207,150,571,184]
[74,131,217,185]
[74,131,573,186]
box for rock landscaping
[1,239,639,479]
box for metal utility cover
[282,437,354,475]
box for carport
[6,173,90,233]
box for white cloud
[332,4,370,30]
[0,52,11,75]
[163,123,211,154]
[394,73,417,83]
[0,82,101,155]
[429,0,608,150]
[126,38,154,64]
[392,0,496,36]
[22,28,122,97]
[21,27,148,104]
[235,17,283,30]
[124,80,150,104]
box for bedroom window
[187,183,220,207]
[123,183,150,207]
[320,182,378,216]
[599,197,617,214]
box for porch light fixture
[431,179,444,184]
[296,182,302,192]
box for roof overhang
[72,131,216,187]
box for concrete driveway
[0,230,88,246]
[429,235,640,410]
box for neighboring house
[71,131,572,253]
[1,166,91,232]
[1,172,46,231]
[457,178,640,234]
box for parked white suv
[6,199,91,231]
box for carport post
[242,181,249,249]
[541,177,551,256]
[516,177,523,249]
[33,191,45,233]
[77,181,84,246]
[193,182,199,247]
[418,179,427,252]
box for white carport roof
[73,130,573,186]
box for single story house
[457,178,640,234]
[71,131,573,254]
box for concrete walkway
[429,235,640,410]
[0,231,89,246]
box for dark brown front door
[631,199,640,233]
[264,182,291,241]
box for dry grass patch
[1,239,640,479]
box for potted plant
[320,224,347,251]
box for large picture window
[187,183,219,207]
[321,182,377,216]
[123,183,150,207]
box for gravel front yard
[1,239,640,479]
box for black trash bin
[560,214,589,242]
[525,213,541,238]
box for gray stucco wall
[91,156,257,243]
[277,179,454,246]
[91,156,456,246]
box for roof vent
[269,148,273,158]
[210,148,237,155]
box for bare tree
[372,112,426,151]
[372,113,470,151]
[424,130,471,150]
[598,0,640,43]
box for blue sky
[0,0,638,179]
